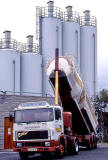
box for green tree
[93,89,108,142]
[93,89,108,113]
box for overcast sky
[0,0,107,91]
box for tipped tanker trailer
[4,51,98,159]
[46,56,98,136]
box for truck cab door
[4,117,14,149]
[55,108,64,133]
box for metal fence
[80,16,97,27]
[0,38,39,54]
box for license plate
[28,148,37,151]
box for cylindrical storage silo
[0,49,20,95]
[38,1,63,96]
[63,6,80,71]
[21,53,42,96]
[80,10,97,97]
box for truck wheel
[41,153,50,159]
[86,143,91,150]
[56,143,65,159]
[19,152,29,160]
[72,140,79,155]
[94,141,97,149]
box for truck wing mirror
[55,109,61,120]
[9,114,13,122]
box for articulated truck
[5,50,98,159]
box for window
[55,108,61,120]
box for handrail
[40,6,63,19]
[0,38,40,53]
[0,38,17,50]
[63,11,80,23]
[18,43,40,53]
[80,16,97,27]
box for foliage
[93,89,108,113]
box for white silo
[0,31,20,95]
[62,6,80,71]
[36,1,63,96]
[80,10,97,97]
[21,35,42,96]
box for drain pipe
[13,60,15,95]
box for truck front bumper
[13,146,58,153]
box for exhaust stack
[55,26,59,105]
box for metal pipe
[75,30,78,68]
[13,60,15,95]
[55,26,59,105]
[47,1,54,17]
[20,53,22,96]
[26,35,33,52]
[83,10,90,25]
[55,49,59,105]
[66,6,72,21]
[93,33,96,96]
[3,30,11,48]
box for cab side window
[55,109,61,120]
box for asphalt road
[0,146,108,160]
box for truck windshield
[15,108,54,123]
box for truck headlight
[17,142,23,147]
[45,142,50,146]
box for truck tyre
[72,140,79,155]
[67,140,79,155]
[94,141,97,149]
[19,152,29,160]
[86,142,91,150]
[56,143,65,159]
[41,153,50,159]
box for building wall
[0,94,57,150]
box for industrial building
[0,1,97,98]
[0,1,97,150]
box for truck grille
[18,131,48,140]
[25,142,45,147]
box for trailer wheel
[86,142,91,150]
[94,140,97,149]
[19,152,29,160]
[72,140,79,155]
